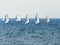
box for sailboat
[16,15,21,22]
[2,17,5,21]
[46,15,50,23]
[4,15,9,24]
[35,14,40,24]
[25,15,29,24]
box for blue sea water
[0,18,60,45]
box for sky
[0,0,60,18]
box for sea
[0,18,60,45]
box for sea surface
[0,18,60,45]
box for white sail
[2,17,5,21]
[4,15,9,24]
[16,15,21,22]
[46,15,50,23]
[25,15,29,24]
[35,14,39,24]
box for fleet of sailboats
[2,14,50,24]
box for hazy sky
[0,0,60,18]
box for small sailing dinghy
[2,17,5,21]
[25,15,29,24]
[35,14,40,24]
[46,15,50,23]
[16,15,21,22]
[44,15,50,23]
[4,15,9,24]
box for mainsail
[16,15,21,22]
[35,14,39,24]
[4,15,9,23]
[46,15,50,23]
[25,15,29,24]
